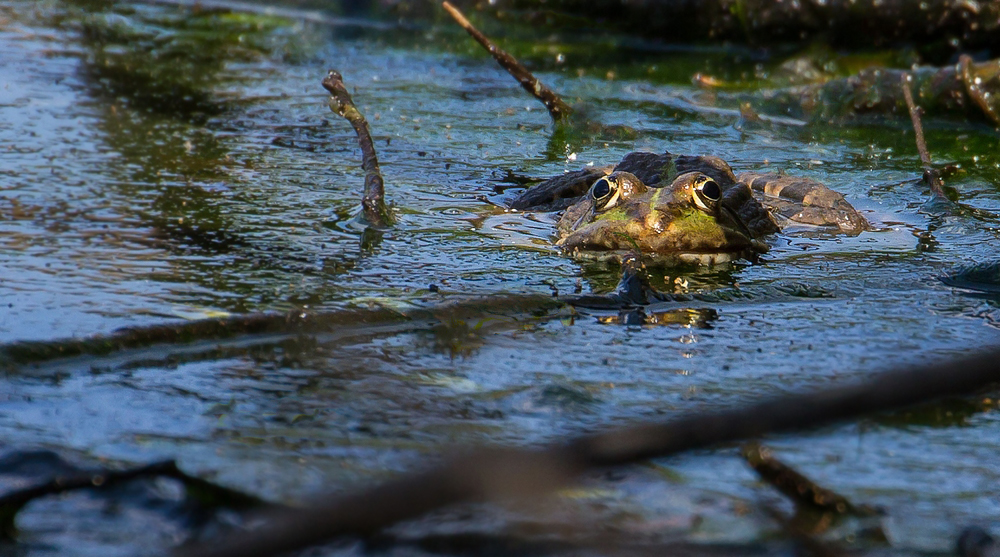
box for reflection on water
[3,0,1000,555]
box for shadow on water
[61,2,375,312]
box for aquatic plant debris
[0,294,567,368]
[716,56,1000,125]
[322,70,393,227]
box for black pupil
[592,179,611,199]
[701,180,720,200]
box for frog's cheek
[556,222,616,251]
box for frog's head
[556,171,769,265]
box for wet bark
[322,70,393,227]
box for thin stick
[322,70,393,226]
[742,442,874,516]
[901,73,946,198]
[181,347,1000,557]
[442,1,573,123]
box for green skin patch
[595,207,630,222]
[669,209,729,245]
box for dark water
[3,1,1000,555]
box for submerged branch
[182,347,1000,557]
[0,294,564,369]
[0,457,271,538]
[901,73,946,197]
[322,70,393,227]
[442,1,573,123]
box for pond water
[3,1,1000,555]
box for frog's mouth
[674,249,755,266]
[562,243,766,265]
[660,204,768,264]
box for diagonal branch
[442,1,573,123]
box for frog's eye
[591,178,612,201]
[693,177,721,211]
[700,179,721,200]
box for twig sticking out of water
[442,1,573,123]
[181,346,1000,557]
[901,73,946,198]
[742,442,875,516]
[322,70,393,227]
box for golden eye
[692,175,721,212]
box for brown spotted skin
[738,172,870,235]
[508,150,740,211]
[508,166,612,211]
[556,171,649,238]
[721,179,781,238]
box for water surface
[2,1,1000,555]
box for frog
[509,150,869,265]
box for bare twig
[181,347,1000,557]
[442,1,573,123]
[322,70,393,227]
[742,443,876,516]
[900,72,946,198]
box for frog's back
[738,172,870,235]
